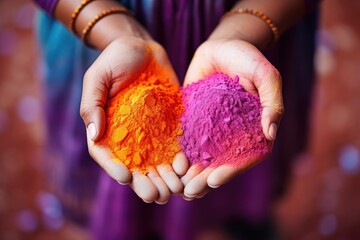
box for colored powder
[100,61,183,173]
[180,73,272,168]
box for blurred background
[0,0,359,239]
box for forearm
[36,0,151,50]
[210,0,307,49]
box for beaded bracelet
[69,0,95,35]
[81,7,134,44]
[223,8,280,45]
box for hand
[80,37,188,204]
[181,39,284,200]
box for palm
[81,37,187,204]
[181,39,283,199]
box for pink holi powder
[180,73,272,168]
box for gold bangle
[69,0,95,35]
[81,7,133,44]
[223,8,280,45]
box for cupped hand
[80,37,188,204]
[181,39,284,200]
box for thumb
[80,65,109,142]
[253,62,284,141]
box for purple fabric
[305,0,322,12]
[131,0,233,80]
[89,1,317,239]
[32,0,321,19]
[36,0,318,239]
[33,0,58,15]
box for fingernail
[269,122,278,140]
[117,181,127,186]
[143,199,153,204]
[183,196,195,201]
[184,192,196,198]
[87,123,96,140]
[208,183,220,189]
[155,200,168,205]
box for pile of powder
[180,73,272,168]
[100,61,183,173]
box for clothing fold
[36,0,318,239]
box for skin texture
[81,37,187,203]
[182,39,283,199]
[51,0,307,202]
[54,0,188,203]
[178,0,306,200]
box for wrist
[209,0,307,50]
[55,0,152,50]
[209,13,274,50]
[87,14,152,50]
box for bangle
[223,8,280,45]
[81,7,134,44]
[81,7,133,43]
[69,0,95,35]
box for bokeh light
[315,30,335,76]
[16,96,40,123]
[14,4,35,30]
[0,29,18,56]
[318,214,337,237]
[37,192,64,230]
[1,0,360,239]
[16,209,38,232]
[338,145,360,175]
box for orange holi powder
[100,61,183,173]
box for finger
[157,164,184,194]
[86,132,131,184]
[216,41,284,141]
[181,188,211,200]
[172,152,190,176]
[180,164,205,186]
[252,62,284,141]
[129,171,158,203]
[207,165,245,188]
[184,167,214,198]
[81,39,151,142]
[147,168,171,204]
[81,63,108,142]
[182,194,196,201]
